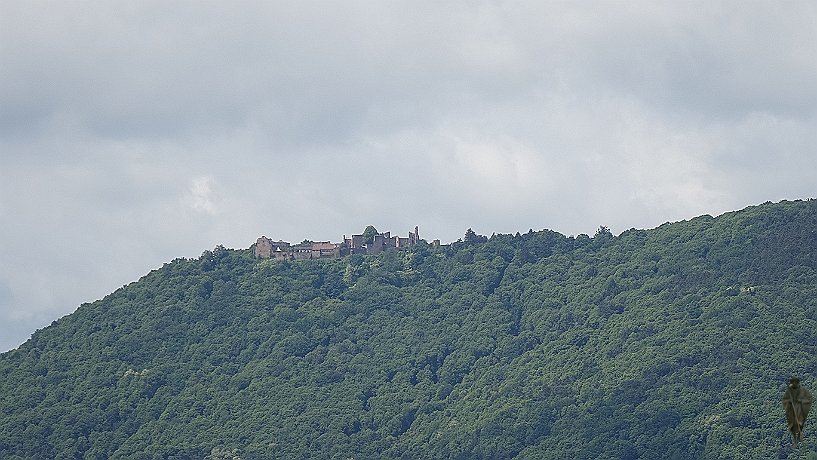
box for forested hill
[2,200,817,459]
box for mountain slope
[2,199,817,459]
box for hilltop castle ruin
[254,226,421,261]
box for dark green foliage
[464,228,488,244]
[362,225,379,245]
[2,199,817,458]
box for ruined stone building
[254,226,420,260]
[253,238,288,259]
[343,226,420,255]
[254,238,341,261]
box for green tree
[362,225,379,245]
[464,228,487,244]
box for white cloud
[186,176,219,215]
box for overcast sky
[1,1,816,352]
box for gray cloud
[1,1,816,351]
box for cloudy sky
[1,1,816,352]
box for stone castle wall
[255,226,420,260]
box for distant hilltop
[254,226,433,260]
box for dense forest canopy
[2,199,817,459]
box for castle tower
[255,236,273,259]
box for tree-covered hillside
[2,200,817,459]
